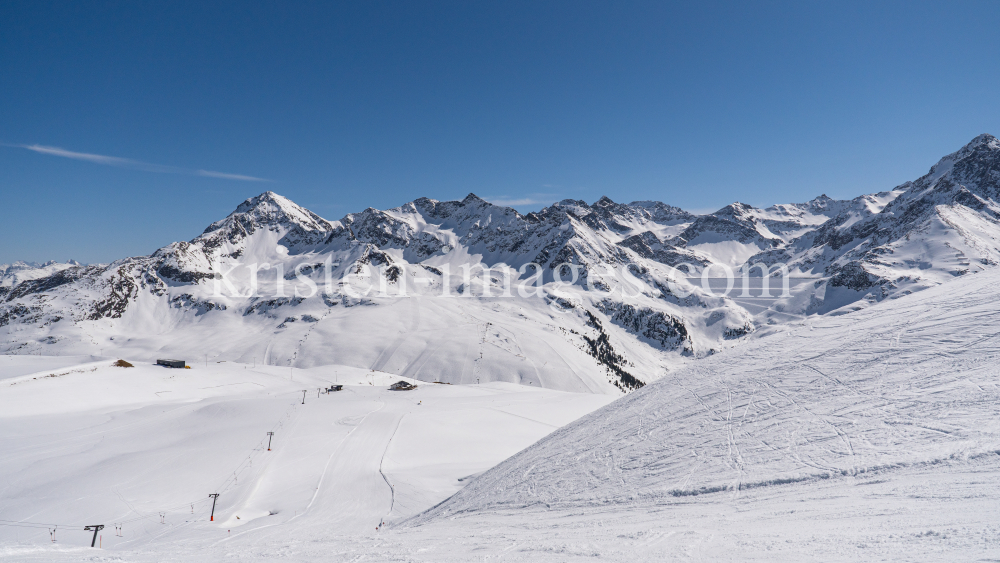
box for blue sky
[3,1,1000,264]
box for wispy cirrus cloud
[13,144,270,182]
[484,192,560,208]
[194,169,271,181]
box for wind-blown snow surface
[5,265,1000,561]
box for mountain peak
[202,192,334,237]
[233,191,297,214]
[714,202,755,216]
[627,200,695,222]
[461,193,487,205]
[940,133,1000,164]
[965,133,999,149]
[919,133,1000,191]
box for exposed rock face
[596,300,692,352]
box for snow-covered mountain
[755,133,1000,315]
[0,192,741,394]
[0,260,82,287]
[3,135,1000,393]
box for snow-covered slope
[0,261,82,287]
[0,357,613,555]
[412,265,1000,518]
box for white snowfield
[0,355,101,381]
[2,265,1000,561]
[0,359,611,559]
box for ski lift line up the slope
[126,383,362,526]
[0,388,309,541]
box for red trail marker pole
[208,493,220,521]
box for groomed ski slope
[422,266,1000,512]
[397,261,1000,560]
